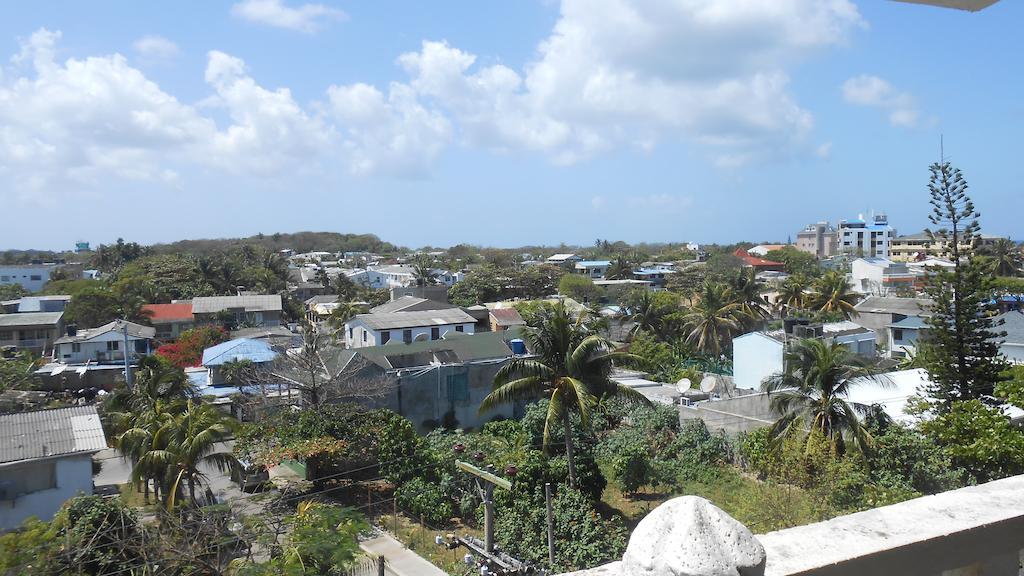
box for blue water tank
[510,339,526,355]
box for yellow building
[889,231,1004,262]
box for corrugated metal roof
[854,296,932,316]
[0,406,107,464]
[354,328,520,369]
[353,308,476,331]
[997,311,1024,345]
[489,308,525,326]
[370,296,457,315]
[0,311,63,327]
[54,320,155,344]
[191,295,282,314]
[202,338,278,366]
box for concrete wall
[853,311,898,350]
[0,455,93,531]
[0,266,55,292]
[396,360,514,432]
[679,393,776,436]
[733,333,783,390]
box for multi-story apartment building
[837,214,895,258]
[889,231,1005,262]
[795,221,838,259]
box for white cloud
[326,82,451,176]
[133,35,180,62]
[815,142,833,158]
[842,74,920,128]
[591,195,607,211]
[394,0,863,166]
[231,0,347,34]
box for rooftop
[352,308,476,331]
[201,337,278,366]
[141,302,194,322]
[370,295,456,314]
[352,328,521,370]
[575,260,611,267]
[489,307,526,327]
[191,295,282,314]
[0,406,107,465]
[0,311,63,328]
[304,294,340,306]
[854,295,932,316]
[54,319,155,344]
[997,310,1024,345]
[546,253,580,261]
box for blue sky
[0,0,1021,251]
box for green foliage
[115,254,215,301]
[557,274,603,303]
[63,283,148,328]
[920,162,1008,410]
[764,247,822,277]
[609,444,651,494]
[863,424,967,495]
[0,350,42,393]
[58,495,141,574]
[995,365,1024,409]
[493,486,627,573]
[0,517,61,574]
[283,504,366,575]
[155,325,229,368]
[448,265,564,306]
[396,476,455,526]
[0,283,29,300]
[917,399,1024,483]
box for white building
[545,254,583,268]
[574,260,611,279]
[0,264,59,292]
[850,257,918,295]
[837,213,896,258]
[52,320,155,364]
[345,308,477,349]
[732,322,877,390]
[0,406,107,530]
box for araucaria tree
[919,162,1007,411]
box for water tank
[510,339,526,355]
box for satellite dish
[700,375,717,393]
[675,378,692,394]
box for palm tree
[776,274,811,316]
[326,301,365,340]
[411,257,439,287]
[163,400,239,506]
[681,281,744,356]
[624,289,673,339]
[809,270,860,319]
[729,269,770,326]
[479,302,649,488]
[762,339,887,454]
[980,238,1022,277]
[605,255,633,280]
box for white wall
[1002,343,1024,364]
[0,455,94,530]
[0,266,54,292]
[346,318,475,349]
[733,333,784,390]
[54,331,149,363]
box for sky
[0,0,1022,251]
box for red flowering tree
[155,326,229,369]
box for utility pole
[122,321,133,390]
[455,460,510,553]
[545,483,555,567]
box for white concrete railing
[557,474,1024,576]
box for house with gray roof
[997,310,1024,364]
[52,320,154,364]
[0,311,64,355]
[369,295,456,315]
[191,295,282,328]
[0,406,107,530]
[853,296,932,351]
[324,329,525,432]
[344,308,476,349]
[1,295,71,314]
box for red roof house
[733,249,786,272]
[141,302,195,339]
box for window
[403,329,413,343]
[0,331,11,341]
[72,342,81,353]
[0,460,56,499]
[349,327,353,340]
[431,327,440,340]
[455,325,464,333]
[446,373,470,406]
[30,275,42,281]
[893,328,903,341]
[134,339,147,353]
[381,331,391,344]
[0,276,8,281]
[107,341,119,351]
[362,330,367,342]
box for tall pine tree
[920,162,1007,412]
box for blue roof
[576,260,611,267]
[633,268,674,275]
[201,338,278,367]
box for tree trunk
[563,412,577,489]
[189,477,196,506]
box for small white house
[850,258,918,295]
[574,260,611,279]
[52,320,155,364]
[733,322,877,390]
[345,308,477,349]
[545,254,583,268]
[0,406,108,530]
